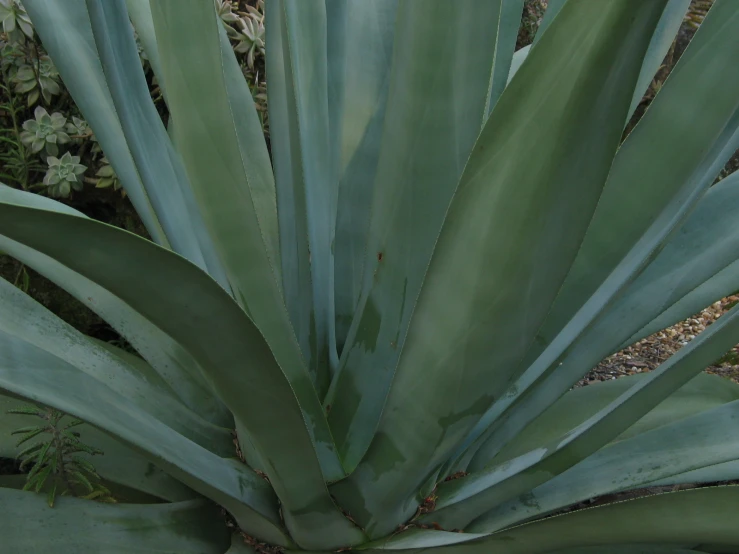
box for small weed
[8,405,114,507]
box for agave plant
[2,0,739,551]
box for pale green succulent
[215,0,239,27]
[94,156,123,195]
[232,1,264,70]
[41,151,86,198]
[2,0,739,552]
[12,56,61,105]
[19,106,69,156]
[0,0,33,43]
[64,115,91,140]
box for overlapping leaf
[331,0,669,537]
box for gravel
[577,297,739,387]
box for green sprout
[9,405,114,507]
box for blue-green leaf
[85,0,229,284]
[327,0,531,479]
[472,392,739,533]
[331,0,669,537]
[430,303,739,530]
[22,0,167,246]
[0,393,195,502]
[0,201,362,550]
[0,332,289,546]
[329,0,397,350]
[0,276,232,456]
[0,488,229,553]
[0,185,229,425]
[365,487,739,553]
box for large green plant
[2,0,739,551]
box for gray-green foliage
[1,0,739,552]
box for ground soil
[580,298,739,387]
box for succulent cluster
[217,0,268,131]
[1,0,272,200]
[218,0,265,68]
[1,0,87,197]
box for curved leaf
[620,174,739,348]
[149,0,284,318]
[0,276,232,456]
[265,0,317,388]
[85,0,229,284]
[148,4,349,506]
[0,185,229,424]
[282,0,340,379]
[330,0,397,350]
[0,488,229,553]
[467,166,739,473]
[124,0,165,96]
[519,0,739,377]
[0,331,290,546]
[365,487,739,552]
[625,258,739,350]
[331,0,669,537]
[471,487,739,553]
[0,202,362,550]
[626,0,692,121]
[485,373,739,469]
[327,0,551,479]
[502,373,739,461]
[597,172,739,356]
[89,338,176,398]
[22,0,167,245]
[428,303,739,530]
[648,459,739,487]
[0,393,195,502]
[471,397,739,533]
[482,0,524,118]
